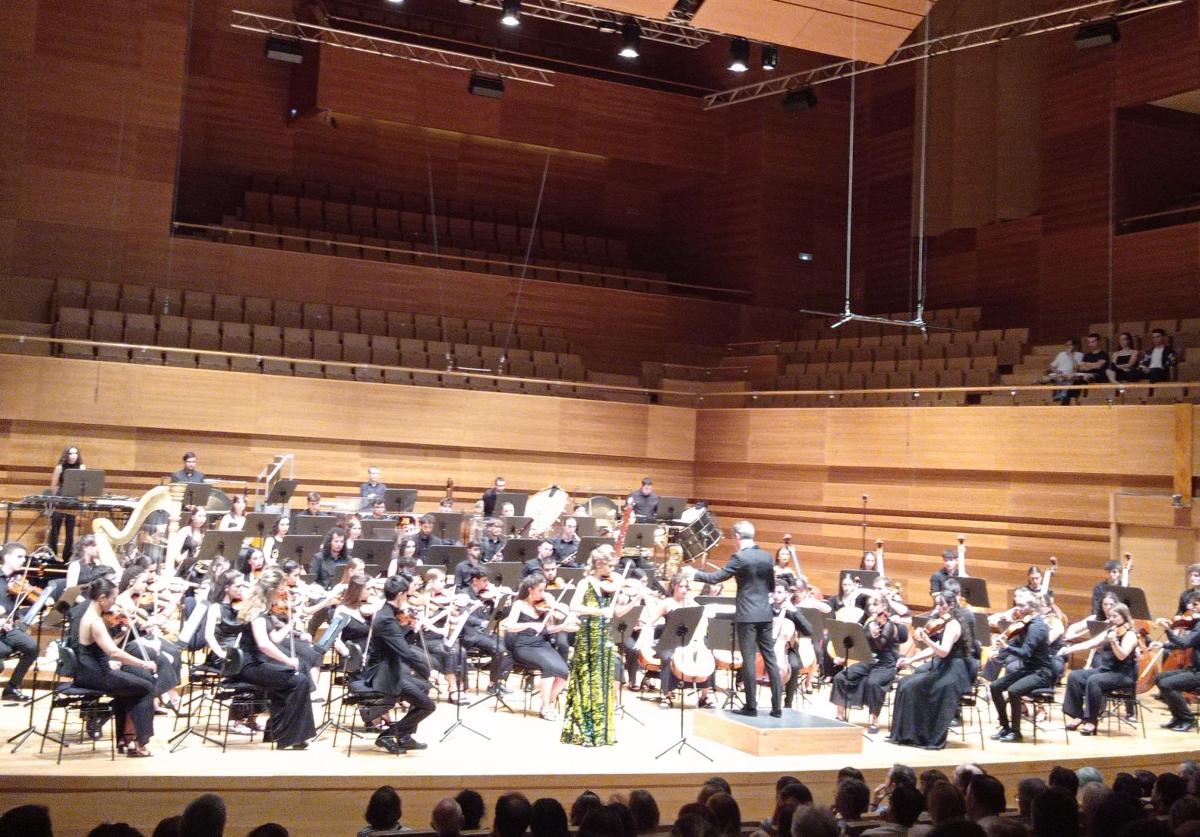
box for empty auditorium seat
[302,303,331,330]
[213,294,243,323]
[183,291,214,321]
[118,283,152,315]
[283,327,313,359]
[358,309,387,336]
[274,300,303,328]
[221,322,254,372]
[243,297,274,326]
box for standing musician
[831,591,905,734]
[1153,591,1200,732]
[48,444,84,561]
[502,572,572,721]
[774,535,801,590]
[561,544,624,746]
[309,527,350,590]
[1057,602,1138,735]
[169,451,206,484]
[0,542,40,703]
[626,477,659,524]
[74,577,158,757]
[988,591,1054,743]
[689,520,782,718]
[458,567,514,696]
[359,466,388,510]
[357,574,436,754]
[235,568,316,749]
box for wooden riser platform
[693,708,862,755]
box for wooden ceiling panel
[581,0,680,19]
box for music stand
[608,605,644,726]
[61,469,105,498]
[956,576,991,609]
[704,607,742,711]
[827,621,874,666]
[494,492,528,516]
[487,562,525,592]
[1086,619,1110,637]
[266,479,298,506]
[570,516,598,537]
[380,488,415,513]
[459,595,516,719]
[242,512,281,543]
[278,534,324,566]
[656,497,687,521]
[351,538,393,566]
[1105,585,1151,620]
[502,538,541,562]
[577,536,615,565]
[500,516,533,537]
[695,595,735,608]
[654,605,711,761]
[840,569,880,590]
[429,513,465,543]
[291,514,337,537]
[625,524,658,551]
[428,545,467,569]
[557,567,586,587]
[180,483,213,508]
[196,529,244,564]
[364,522,397,539]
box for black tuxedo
[356,602,436,736]
[694,544,781,711]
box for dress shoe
[375,735,405,754]
[989,727,1012,741]
[487,682,513,695]
[396,735,428,750]
[2,688,30,703]
[867,724,880,735]
[734,706,758,717]
[1161,719,1183,729]
[697,696,715,709]
[1170,720,1198,733]
[997,730,1023,743]
[770,708,782,718]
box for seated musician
[1178,564,1200,614]
[364,499,392,522]
[203,569,260,734]
[303,491,330,517]
[262,517,289,566]
[482,477,505,517]
[774,535,800,591]
[872,577,909,618]
[523,544,559,581]
[235,568,317,750]
[1057,602,1138,735]
[653,574,714,710]
[356,574,436,754]
[276,561,326,689]
[611,567,653,690]
[115,565,184,714]
[988,591,1054,743]
[0,542,40,703]
[552,518,582,566]
[1153,591,1200,732]
[168,506,208,576]
[626,477,659,524]
[308,527,350,590]
[408,568,467,705]
[502,572,571,721]
[1064,590,1118,644]
[237,545,268,583]
[1090,560,1122,618]
[459,567,514,696]
[65,534,109,595]
[772,584,816,708]
[330,573,375,658]
[345,516,364,554]
[480,519,507,562]
[928,550,960,599]
[791,577,831,614]
[453,541,485,592]
[217,494,248,531]
[388,538,418,579]
[831,591,905,734]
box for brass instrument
[662,543,685,583]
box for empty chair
[341,332,370,365]
[117,283,152,315]
[386,311,415,339]
[123,312,157,346]
[90,310,127,362]
[297,197,324,227]
[152,288,182,317]
[270,194,299,226]
[53,278,88,311]
[283,327,313,359]
[159,315,195,367]
[85,281,120,311]
[222,322,255,372]
[243,297,273,326]
[212,294,243,322]
[358,308,387,336]
[361,236,388,262]
[330,305,359,333]
[301,303,331,330]
[370,335,400,367]
[244,192,272,223]
[324,202,351,233]
[273,300,303,328]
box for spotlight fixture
[468,71,505,99]
[596,20,618,34]
[728,37,750,72]
[782,85,818,111]
[264,36,304,64]
[501,0,521,27]
[385,0,403,4]
[1074,18,1120,48]
[619,17,641,58]
[762,44,779,71]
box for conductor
[690,520,782,717]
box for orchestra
[5,449,1200,762]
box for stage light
[385,0,404,5]
[501,0,521,27]
[728,37,750,72]
[619,17,641,58]
[265,36,303,64]
[468,71,505,98]
[596,20,618,34]
[1074,18,1120,48]
[762,44,779,70]
[782,85,818,111]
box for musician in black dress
[201,569,261,734]
[988,592,1054,743]
[502,572,571,721]
[235,568,316,749]
[831,591,905,734]
[888,591,972,750]
[691,520,781,717]
[1057,602,1138,735]
[458,567,513,695]
[48,444,84,561]
[309,527,350,590]
[357,574,436,754]
[1154,591,1200,732]
[74,577,158,756]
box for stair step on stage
[693,708,863,756]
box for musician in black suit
[357,575,436,754]
[169,451,206,484]
[690,520,782,717]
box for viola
[1001,614,1034,642]
[7,576,43,599]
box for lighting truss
[441,0,710,47]
[703,0,1184,109]
[231,9,557,86]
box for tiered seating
[208,174,671,295]
[725,307,989,354]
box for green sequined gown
[561,582,616,746]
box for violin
[1001,613,1034,642]
[921,614,951,640]
[103,607,131,638]
[7,575,43,600]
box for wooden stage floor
[2,686,1198,837]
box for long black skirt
[889,655,972,749]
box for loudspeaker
[783,86,818,111]
[265,37,303,64]
[1074,19,1120,49]
[468,73,505,99]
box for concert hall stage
[2,693,1197,837]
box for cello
[756,608,795,686]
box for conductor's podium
[693,708,863,756]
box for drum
[584,495,620,523]
[674,509,722,561]
[524,486,569,537]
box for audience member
[180,793,226,837]
[1091,794,1144,837]
[1152,773,1188,817]
[920,771,951,797]
[530,799,570,837]
[1110,775,1142,803]
[874,765,919,814]
[780,783,814,808]
[1075,333,1110,384]
[705,794,741,837]
[87,826,144,837]
[953,766,985,796]
[494,793,533,837]
[579,808,625,837]
[244,826,288,837]
[629,790,660,835]
[840,768,867,785]
[1016,779,1047,821]
[360,786,404,836]
[1075,768,1103,789]
[965,776,1006,833]
[1107,332,1140,382]
[1048,767,1080,799]
[1180,760,1199,784]
[674,814,719,837]
[1133,329,1177,382]
[456,791,485,831]
[432,799,465,837]
[605,802,637,837]
[1134,770,1158,800]
[572,792,604,827]
[1078,783,1111,836]
[911,782,966,837]
[834,779,872,824]
[677,805,716,825]
[0,804,53,837]
[1170,797,1200,830]
[863,784,924,836]
[151,816,181,837]
[791,806,838,837]
[1030,787,1077,837]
